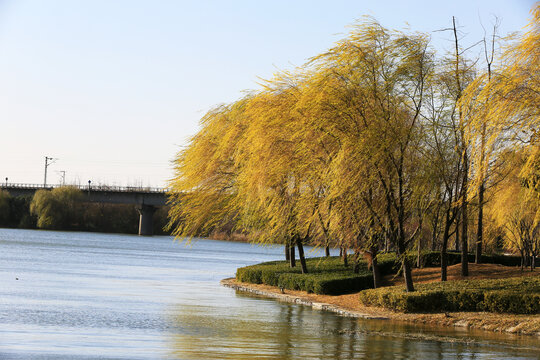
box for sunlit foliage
[488,149,539,269]
[30,186,83,229]
[168,4,540,291]
[463,4,539,191]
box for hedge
[277,271,374,295]
[236,256,374,295]
[358,276,540,314]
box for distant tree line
[0,187,170,235]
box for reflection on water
[168,302,363,359]
[168,297,540,360]
[0,229,538,360]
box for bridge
[0,183,169,236]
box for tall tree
[463,4,539,203]
[304,20,435,291]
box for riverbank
[222,263,540,337]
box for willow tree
[422,45,477,280]
[30,186,82,229]
[295,69,398,287]
[463,3,539,209]
[299,19,435,292]
[461,4,539,271]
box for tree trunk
[353,261,360,274]
[397,164,414,292]
[353,250,361,274]
[476,183,484,264]
[342,248,348,267]
[461,168,469,277]
[455,214,460,252]
[403,259,414,292]
[397,219,414,291]
[417,238,422,268]
[325,245,330,257]
[289,244,296,268]
[285,243,290,261]
[441,210,451,282]
[431,222,437,251]
[372,253,381,288]
[296,237,308,274]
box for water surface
[0,229,538,359]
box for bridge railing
[0,183,169,193]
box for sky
[0,0,535,188]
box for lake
[0,229,538,359]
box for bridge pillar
[137,204,156,236]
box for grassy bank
[235,252,523,296]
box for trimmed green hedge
[276,272,374,295]
[236,256,374,295]
[358,276,540,314]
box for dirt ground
[385,262,539,285]
[227,263,540,336]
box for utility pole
[44,156,57,187]
[58,171,66,186]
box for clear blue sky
[0,0,535,187]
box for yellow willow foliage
[462,3,540,193]
[234,73,322,245]
[303,20,434,248]
[167,99,249,240]
[168,16,436,268]
[487,148,540,254]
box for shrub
[443,290,485,312]
[236,256,374,295]
[483,291,540,314]
[310,272,374,295]
[359,276,540,314]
